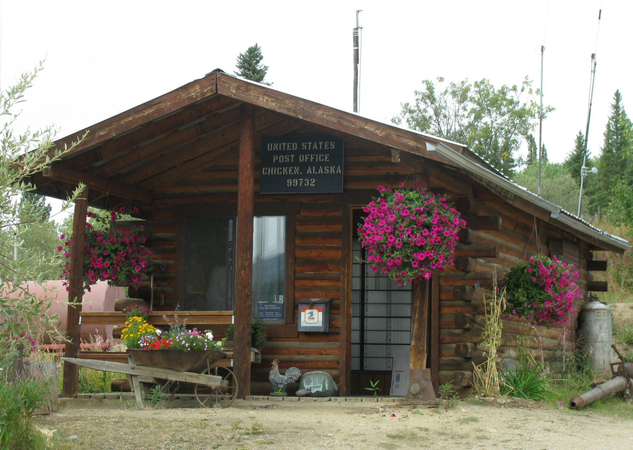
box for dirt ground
[34,397,633,450]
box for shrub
[0,370,49,450]
[500,350,549,401]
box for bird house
[297,298,331,333]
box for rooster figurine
[269,359,301,396]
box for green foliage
[148,385,164,406]
[563,131,586,184]
[500,350,548,401]
[0,370,50,450]
[438,381,459,408]
[0,64,83,370]
[364,379,381,397]
[234,43,271,85]
[513,162,580,213]
[588,90,633,216]
[394,77,552,176]
[226,318,267,350]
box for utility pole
[353,10,362,113]
[538,45,544,196]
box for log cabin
[31,69,629,399]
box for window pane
[182,217,236,311]
[252,216,286,322]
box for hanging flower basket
[357,185,466,285]
[500,254,582,326]
[59,206,153,292]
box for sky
[2,0,631,174]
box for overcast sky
[3,0,631,169]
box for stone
[298,371,339,397]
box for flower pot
[126,349,226,372]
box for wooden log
[439,328,483,344]
[587,260,608,272]
[63,189,88,398]
[439,313,472,330]
[461,215,501,231]
[454,243,498,258]
[452,285,491,302]
[439,370,473,387]
[234,103,255,399]
[440,301,485,315]
[411,281,430,369]
[440,343,480,358]
[587,281,608,292]
[454,256,506,274]
[439,357,487,371]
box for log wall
[125,137,597,397]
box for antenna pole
[538,45,544,196]
[353,10,362,113]
[577,53,598,217]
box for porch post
[235,103,255,398]
[62,188,88,397]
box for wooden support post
[410,280,430,369]
[62,189,88,398]
[234,104,255,399]
[339,206,353,396]
[431,272,440,395]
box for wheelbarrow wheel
[195,365,238,408]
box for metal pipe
[570,376,630,409]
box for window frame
[176,201,299,336]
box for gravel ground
[35,396,633,449]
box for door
[351,210,413,394]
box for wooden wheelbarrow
[63,349,238,408]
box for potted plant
[226,318,267,350]
[500,254,582,326]
[121,311,226,372]
[59,206,153,292]
[358,184,466,285]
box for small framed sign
[297,298,331,333]
[260,134,344,194]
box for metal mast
[353,10,362,113]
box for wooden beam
[62,189,88,398]
[587,260,608,272]
[461,214,501,231]
[50,72,218,159]
[234,104,255,399]
[43,165,152,205]
[215,72,460,168]
[587,281,608,292]
[431,272,440,395]
[339,206,353,396]
[454,243,498,258]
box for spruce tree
[564,131,585,184]
[591,90,632,213]
[234,43,271,85]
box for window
[182,215,286,322]
[252,216,286,323]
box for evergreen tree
[525,134,538,166]
[590,90,633,214]
[564,131,586,184]
[234,43,271,85]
